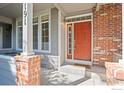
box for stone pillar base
[15,55,41,85]
[105,62,124,85]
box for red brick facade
[15,55,41,85]
[105,62,124,85]
[93,4,122,66]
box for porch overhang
[0,3,97,19]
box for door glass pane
[68,25,72,55]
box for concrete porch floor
[40,64,107,85]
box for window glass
[33,24,38,49]
[18,26,22,48]
[41,15,49,51]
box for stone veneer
[93,4,122,66]
[15,55,41,85]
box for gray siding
[50,7,58,56]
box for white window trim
[16,19,23,51]
[40,11,51,53]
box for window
[65,15,92,22]
[41,15,49,51]
[17,20,23,49]
[16,13,51,52]
[33,17,38,49]
[68,25,72,55]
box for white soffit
[0,3,98,18]
[0,3,22,18]
[0,3,54,18]
[58,3,96,14]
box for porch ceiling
[57,3,96,16]
[0,3,96,18]
[0,3,55,18]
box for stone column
[15,3,41,85]
[15,55,41,85]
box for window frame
[33,16,39,51]
[16,11,51,53]
[16,20,23,51]
[40,13,51,53]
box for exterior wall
[50,7,58,56]
[93,4,122,66]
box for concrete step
[65,60,92,66]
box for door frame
[65,13,93,63]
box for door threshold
[65,59,92,66]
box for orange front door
[74,21,91,60]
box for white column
[22,3,34,56]
[119,3,124,67]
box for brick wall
[15,55,41,85]
[93,4,122,66]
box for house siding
[93,4,122,66]
[50,7,58,56]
